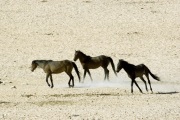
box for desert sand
[0,0,180,119]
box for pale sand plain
[0,0,180,119]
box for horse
[31,60,80,88]
[73,50,117,81]
[116,59,160,93]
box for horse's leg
[87,69,93,81]
[67,74,72,88]
[83,70,87,82]
[49,74,54,88]
[146,73,153,93]
[66,71,74,88]
[68,77,71,88]
[71,75,74,87]
[140,77,148,92]
[107,69,109,80]
[131,80,134,93]
[46,73,51,87]
[133,79,143,93]
[104,68,109,81]
[103,68,107,80]
[103,62,109,80]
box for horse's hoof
[69,86,73,88]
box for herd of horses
[31,50,160,93]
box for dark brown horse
[116,59,160,93]
[73,50,117,81]
[31,60,80,88]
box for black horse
[116,59,160,93]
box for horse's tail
[72,62,81,82]
[108,57,117,76]
[146,66,160,81]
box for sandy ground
[0,0,180,119]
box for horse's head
[116,59,124,73]
[31,60,38,72]
[73,50,81,61]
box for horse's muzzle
[31,69,34,72]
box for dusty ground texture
[0,0,180,119]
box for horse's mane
[77,50,86,56]
[120,59,135,67]
[120,59,128,64]
[77,50,91,62]
[32,60,53,64]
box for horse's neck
[79,54,90,63]
[37,62,46,69]
[123,63,134,74]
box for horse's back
[47,60,73,73]
[91,55,109,61]
[90,55,108,63]
[135,64,146,77]
[136,64,145,68]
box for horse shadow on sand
[156,91,179,95]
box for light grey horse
[31,60,80,88]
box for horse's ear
[32,60,35,65]
[32,60,37,64]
